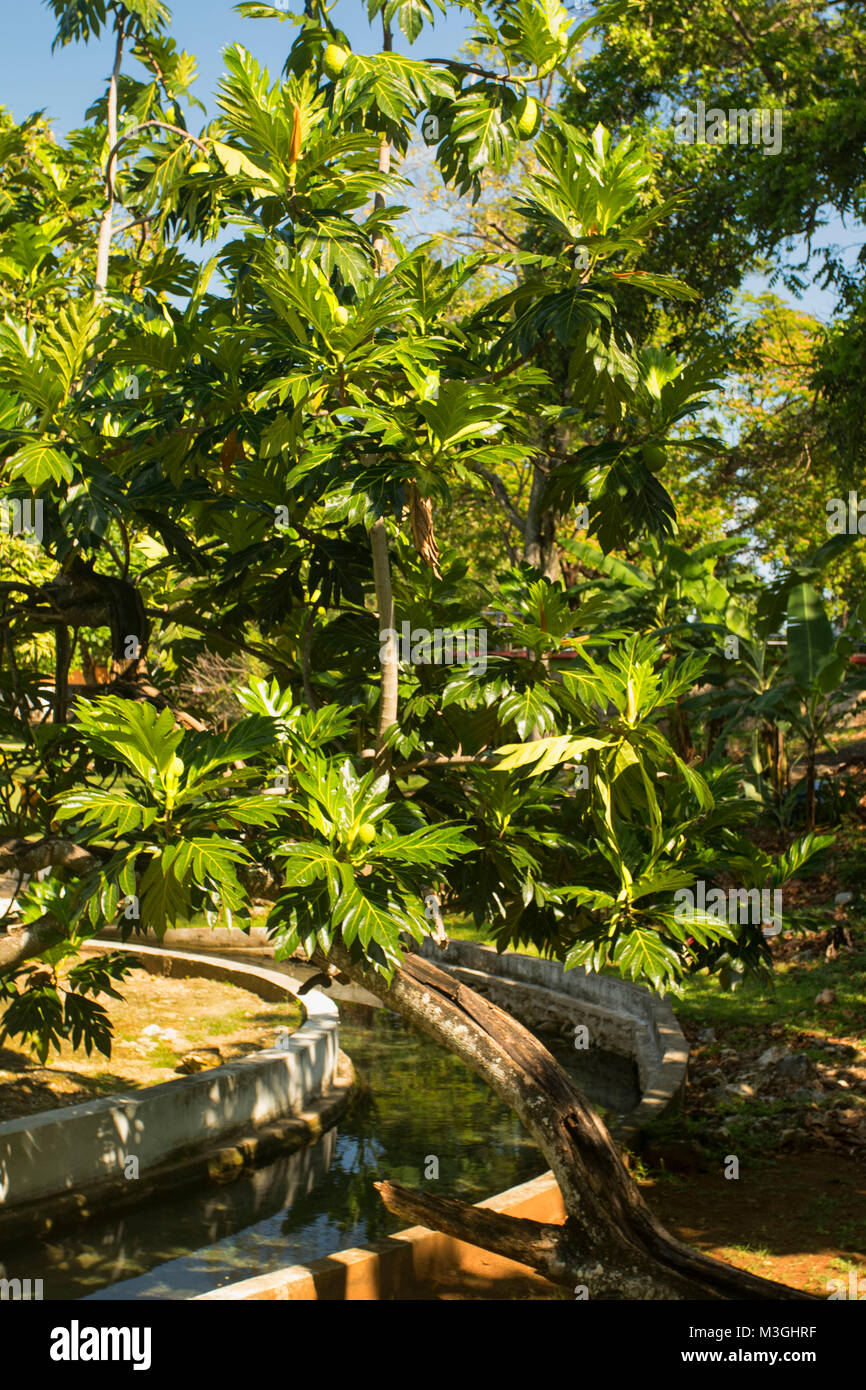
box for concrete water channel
[1,996,639,1299]
[0,938,687,1300]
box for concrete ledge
[416,939,688,1141]
[94,923,274,952]
[0,943,344,1230]
[197,1169,566,1301]
[0,1053,354,1244]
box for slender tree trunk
[79,636,98,687]
[371,21,392,265]
[94,14,125,298]
[314,942,817,1300]
[672,695,694,761]
[705,713,725,760]
[53,623,71,724]
[301,608,318,712]
[369,21,398,760]
[2,614,28,727]
[806,740,817,830]
[523,460,560,580]
[370,518,398,755]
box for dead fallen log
[374,1180,571,1285]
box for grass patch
[150,1040,181,1069]
[674,945,866,1044]
[444,917,551,959]
[181,1003,303,1044]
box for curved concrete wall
[417,938,687,1140]
[0,944,342,1225]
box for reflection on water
[0,1003,639,1300]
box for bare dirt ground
[641,1152,865,1296]
[817,702,866,775]
[411,1153,866,1300]
[0,969,302,1122]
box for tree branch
[0,918,66,972]
[374,1180,573,1285]
[0,838,100,876]
[393,752,501,773]
[471,464,527,530]
[105,120,208,171]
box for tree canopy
[0,0,860,1301]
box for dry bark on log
[0,917,66,971]
[0,838,98,876]
[316,942,818,1300]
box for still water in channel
[1,1003,639,1300]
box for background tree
[570,0,866,480]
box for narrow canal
[1,1003,639,1299]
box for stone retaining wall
[417,939,688,1140]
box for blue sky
[1,0,860,323]
[0,1,470,130]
